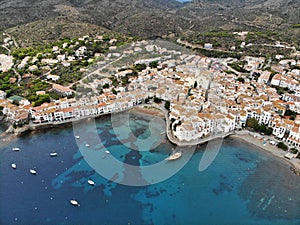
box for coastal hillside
[0,0,299,45]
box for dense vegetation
[246,118,273,135]
[277,142,288,151]
[0,69,51,106]
[284,109,298,121]
[228,62,247,73]
[0,70,18,97]
[195,48,241,59]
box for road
[177,39,239,54]
[68,54,126,92]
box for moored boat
[30,169,37,175]
[70,199,80,206]
[165,152,182,161]
[12,147,20,151]
[85,144,90,147]
[88,179,95,186]
[105,150,110,154]
[75,136,80,139]
[50,152,58,157]
[11,163,17,169]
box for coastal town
[0,33,300,169]
[1,0,300,223]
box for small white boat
[12,147,20,151]
[30,169,37,175]
[165,152,182,161]
[105,150,110,154]
[50,152,58,157]
[160,131,166,135]
[88,179,95,186]
[75,136,80,139]
[11,163,17,169]
[70,199,80,206]
[85,144,90,147]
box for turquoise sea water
[176,0,192,2]
[0,112,299,225]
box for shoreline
[129,105,165,118]
[231,134,300,171]
[1,104,300,173]
[6,104,165,136]
[131,105,300,173]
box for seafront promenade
[153,103,300,172]
[9,101,234,147]
[9,108,131,135]
[4,100,300,172]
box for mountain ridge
[0,0,299,45]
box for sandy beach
[231,134,300,171]
[2,102,300,174]
[130,105,300,173]
[130,105,165,118]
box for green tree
[265,127,273,135]
[121,77,129,86]
[290,148,298,154]
[149,61,158,68]
[284,109,298,120]
[258,125,266,133]
[228,62,247,72]
[277,142,288,151]
[103,83,109,88]
[49,91,60,100]
[34,94,50,106]
[153,96,162,103]
[194,81,198,88]
[237,77,245,83]
[37,54,43,60]
[134,63,147,72]
[246,118,259,130]
[12,100,19,106]
[164,101,170,111]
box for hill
[0,0,299,46]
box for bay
[0,112,299,225]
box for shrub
[164,101,170,111]
[153,96,162,103]
[134,63,147,72]
[290,148,298,154]
[277,142,288,151]
[237,77,245,83]
[103,83,109,88]
[149,61,158,68]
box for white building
[257,71,271,84]
[287,116,300,147]
[75,46,87,58]
[0,90,7,99]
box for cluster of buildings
[0,87,146,125]
[169,55,300,148]
[1,37,300,151]
[15,35,118,83]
